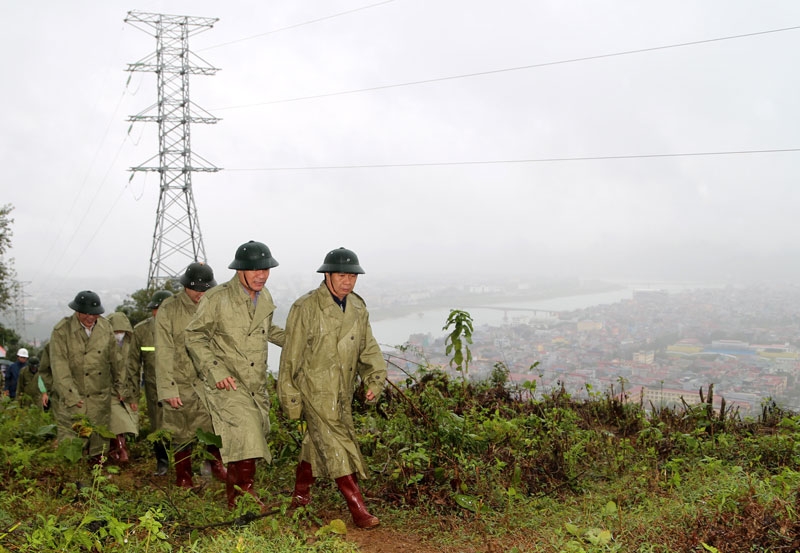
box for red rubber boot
[335,474,379,529]
[174,446,194,489]
[290,460,316,508]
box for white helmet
[17,348,29,358]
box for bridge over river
[466,305,561,322]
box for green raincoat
[49,314,116,456]
[108,312,138,436]
[16,364,41,407]
[38,343,71,432]
[185,275,285,464]
[277,282,387,480]
[155,290,214,445]
[131,316,161,432]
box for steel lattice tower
[125,11,221,289]
[9,281,28,340]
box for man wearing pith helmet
[278,247,387,528]
[49,290,116,463]
[186,240,286,510]
[156,263,227,489]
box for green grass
[1,370,800,553]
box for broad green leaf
[36,424,57,437]
[564,522,581,537]
[196,428,223,447]
[453,493,481,513]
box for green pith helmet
[180,262,217,292]
[147,290,173,309]
[317,247,365,274]
[68,290,105,315]
[228,240,279,270]
[108,311,133,333]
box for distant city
[374,281,800,417]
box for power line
[224,147,800,172]
[40,93,130,282]
[213,24,800,110]
[199,0,395,51]
[64,181,129,278]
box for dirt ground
[309,507,466,553]
[346,526,443,553]
[343,524,510,553]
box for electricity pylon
[125,11,221,290]
[9,281,28,340]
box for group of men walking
[25,241,387,528]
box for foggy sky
[3,0,800,307]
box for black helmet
[228,240,279,271]
[317,247,365,274]
[180,262,217,292]
[147,290,173,309]
[28,357,40,368]
[68,290,105,315]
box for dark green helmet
[147,290,173,309]
[317,247,365,274]
[28,357,40,368]
[228,240,279,270]
[180,262,217,292]
[68,290,105,315]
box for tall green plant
[443,309,473,381]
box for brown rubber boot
[116,434,130,464]
[335,474,379,529]
[107,438,121,464]
[174,446,194,489]
[290,460,316,508]
[228,459,265,510]
[226,461,240,509]
[206,445,228,483]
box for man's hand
[165,396,183,408]
[216,376,237,391]
[41,393,49,408]
[129,402,138,411]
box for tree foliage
[0,322,21,355]
[115,280,181,326]
[0,204,15,312]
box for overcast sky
[3,0,800,302]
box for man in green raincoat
[131,289,172,476]
[278,247,387,529]
[108,311,138,464]
[16,355,42,407]
[185,240,286,509]
[156,263,227,488]
[49,290,116,463]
